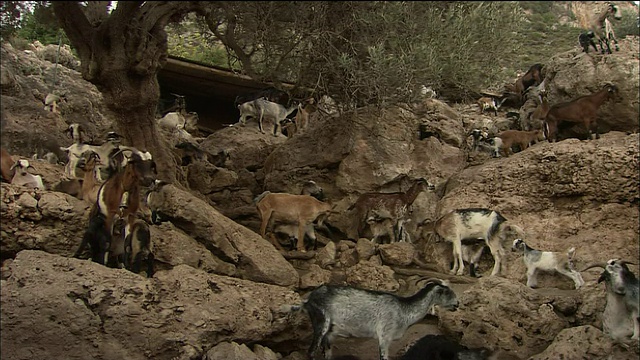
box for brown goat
[497,129,546,157]
[348,178,434,242]
[1,147,15,182]
[544,84,619,142]
[255,192,332,252]
[590,3,622,54]
[477,97,499,116]
[528,91,550,129]
[515,64,544,105]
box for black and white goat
[511,239,584,289]
[581,259,639,343]
[431,208,525,277]
[291,278,459,360]
[579,31,598,54]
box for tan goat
[255,192,332,252]
[294,97,318,133]
[497,129,545,157]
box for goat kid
[10,159,45,190]
[433,208,524,277]
[497,129,546,157]
[544,84,619,142]
[349,178,435,242]
[512,239,584,289]
[293,278,458,360]
[477,97,505,116]
[255,192,333,252]
[579,31,599,54]
[76,150,102,205]
[581,259,639,343]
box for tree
[52,1,204,182]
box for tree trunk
[98,71,176,183]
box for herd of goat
[1,3,637,357]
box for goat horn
[618,260,638,266]
[580,262,607,272]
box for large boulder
[0,250,304,360]
[150,184,299,287]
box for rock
[528,325,638,360]
[345,260,399,292]
[299,264,332,289]
[150,184,299,287]
[355,238,376,261]
[0,250,305,360]
[439,277,579,358]
[379,242,416,266]
[185,161,238,194]
[204,342,261,360]
[315,241,336,268]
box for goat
[477,97,505,116]
[65,123,88,144]
[496,129,545,157]
[460,239,487,278]
[1,147,15,182]
[293,278,458,360]
[123,215,154,277]
[400,335,499,360]
[157,111,199,133]
[301,180,325,201]
[281,118,297,138]
[74,149,157,265]
[145,179,170,225]
[254,98,298,137]
[515,64,544,105]
[44,93,64,114]
[294,97,318,133]
[60,132,124,180]
[10,159,45,190]
[365,209,403,244]
[511,239,584,289]
[432,208,525,277]
[234,87,290,108]
[581,259,639,343]
[348,178,435,242]
[590,2,622,54]
[544,83,619,142]
[579,31,598,53]
[469,129,489,152]
[527,91,550,131]
[174,142,229,167]
[76,150,102,205]
[255,191,332,252]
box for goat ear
[9,162,17,171]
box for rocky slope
[1,33,639,360]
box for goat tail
[253,191,271,204]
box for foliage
[15,2,67,46]
[0,1,35,40]
[202,2,526,105]
[614,7,640,38]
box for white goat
[512,239,584,289]
[10,159,45,190]
[581,259,639,343]
[291,278,459,360]
[60,132,123,180]
[254,98,298,137]
[157,111,199,133]
[432,208,525,277]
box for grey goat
[293,278,459,360]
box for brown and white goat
[544,84,619,142]
[74,149,156,265]
[348,178,435,242]
[294,97,318,133]
[431,208,525,276]
[497,129,546,157]
[477,97,500,116]
[1,147,15,182]
[590,2,622,54]
[255,192,332,252]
